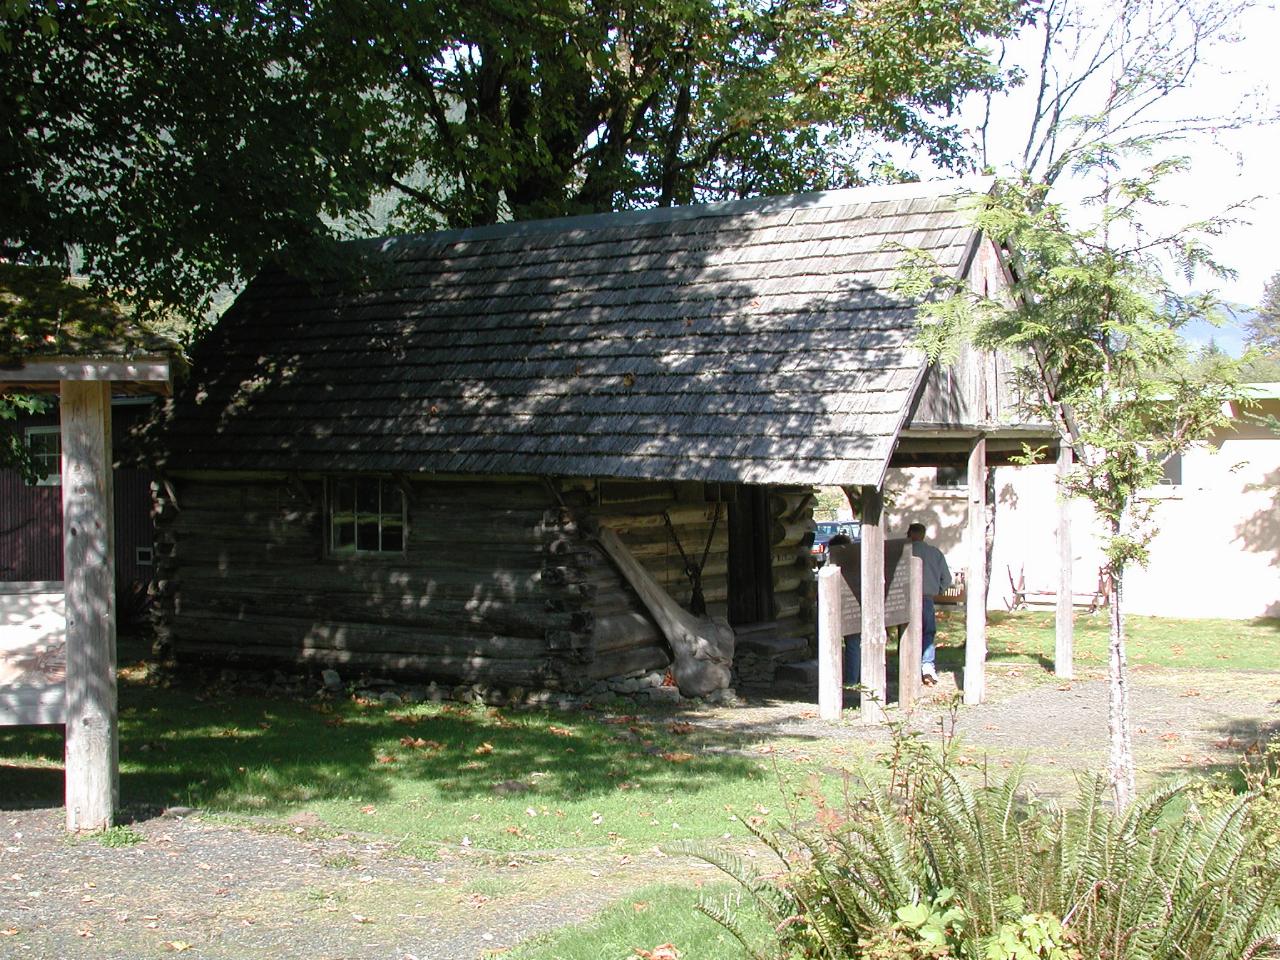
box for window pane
[27,430,60,479]
[335,479,355,513]
[381,522,403,552]
[356,478,380,514]
[333,519,356,551]
[382,485,405,519]
[356,520,380,551]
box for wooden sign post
[61,381,119,833]
[859,487,887,724]
[817,566,844,721]
[820,526,924,722]
[963,437,988,705]
[899,554,923,710]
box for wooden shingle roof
[158,179,991,485]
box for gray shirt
[912,540,953,595]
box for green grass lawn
[936,610,1280,672]
[0,667,820,855]
[2,611,1274,856]
[505,883,770,960]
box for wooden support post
[859,486,887,724]
[1055,444,1075,679]
[964,436,987,705]
[900,554,923,710]
[817,565,844,721]
[61,380,118,833]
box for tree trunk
[1107,559,1136,810]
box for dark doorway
[727,485,775,625]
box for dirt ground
[2,664,1276,960]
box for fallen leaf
[668,723,694,735]
[352,914,373,924]
[375,754,397,764]
[475,742,494,755]
[634,944,681,960]
[1180,689,1202,698]
[661,752,695,763]
[1,928,17,936]
[162,942,192,952]
[1158,732,1180,743]
[360,805,377,815]
[548,726,574,737]
[633,901,650,913]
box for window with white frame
[25,426,61,485]
[934,465,967,490]
[328,477,406,555]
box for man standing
[907,522,952,685]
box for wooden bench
[934,571,966,607]
[1007,565,1110,614]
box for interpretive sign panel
[832,538,913,632]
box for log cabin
[146,178,1051,696]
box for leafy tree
[375,0,1031,229]
[1243,272,1280,355]
[899,170,1246,808]
[3,0,1031,322]
[2,0,428,324]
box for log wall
[154,473,815,689]
[154,474,595,688]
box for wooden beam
[963,436,987,705]
[859,486,886,724]
[0,358,171,384]
[1056,444,1075,679]
[61,380,119,833]
[817,565,843,721]
[900,553,923,710]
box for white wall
[880,400,1280,620]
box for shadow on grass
[0,670,792,815]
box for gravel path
[2,664,1276,959]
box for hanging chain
[662,502,721,617]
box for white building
[879,385,1280,620]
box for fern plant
[679,739,1280,959]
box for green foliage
[813,487,850,521]
[3,0,1031,321]
[982,908,1081,960]
[1244,272,1280,355]
[0,392,48,482]
[1,0,413,321]
[899,169,1251,806]
[93,824,146,848]
[684,736,1280,959]
[378,0,1031,229]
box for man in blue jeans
[907,522,952,685]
